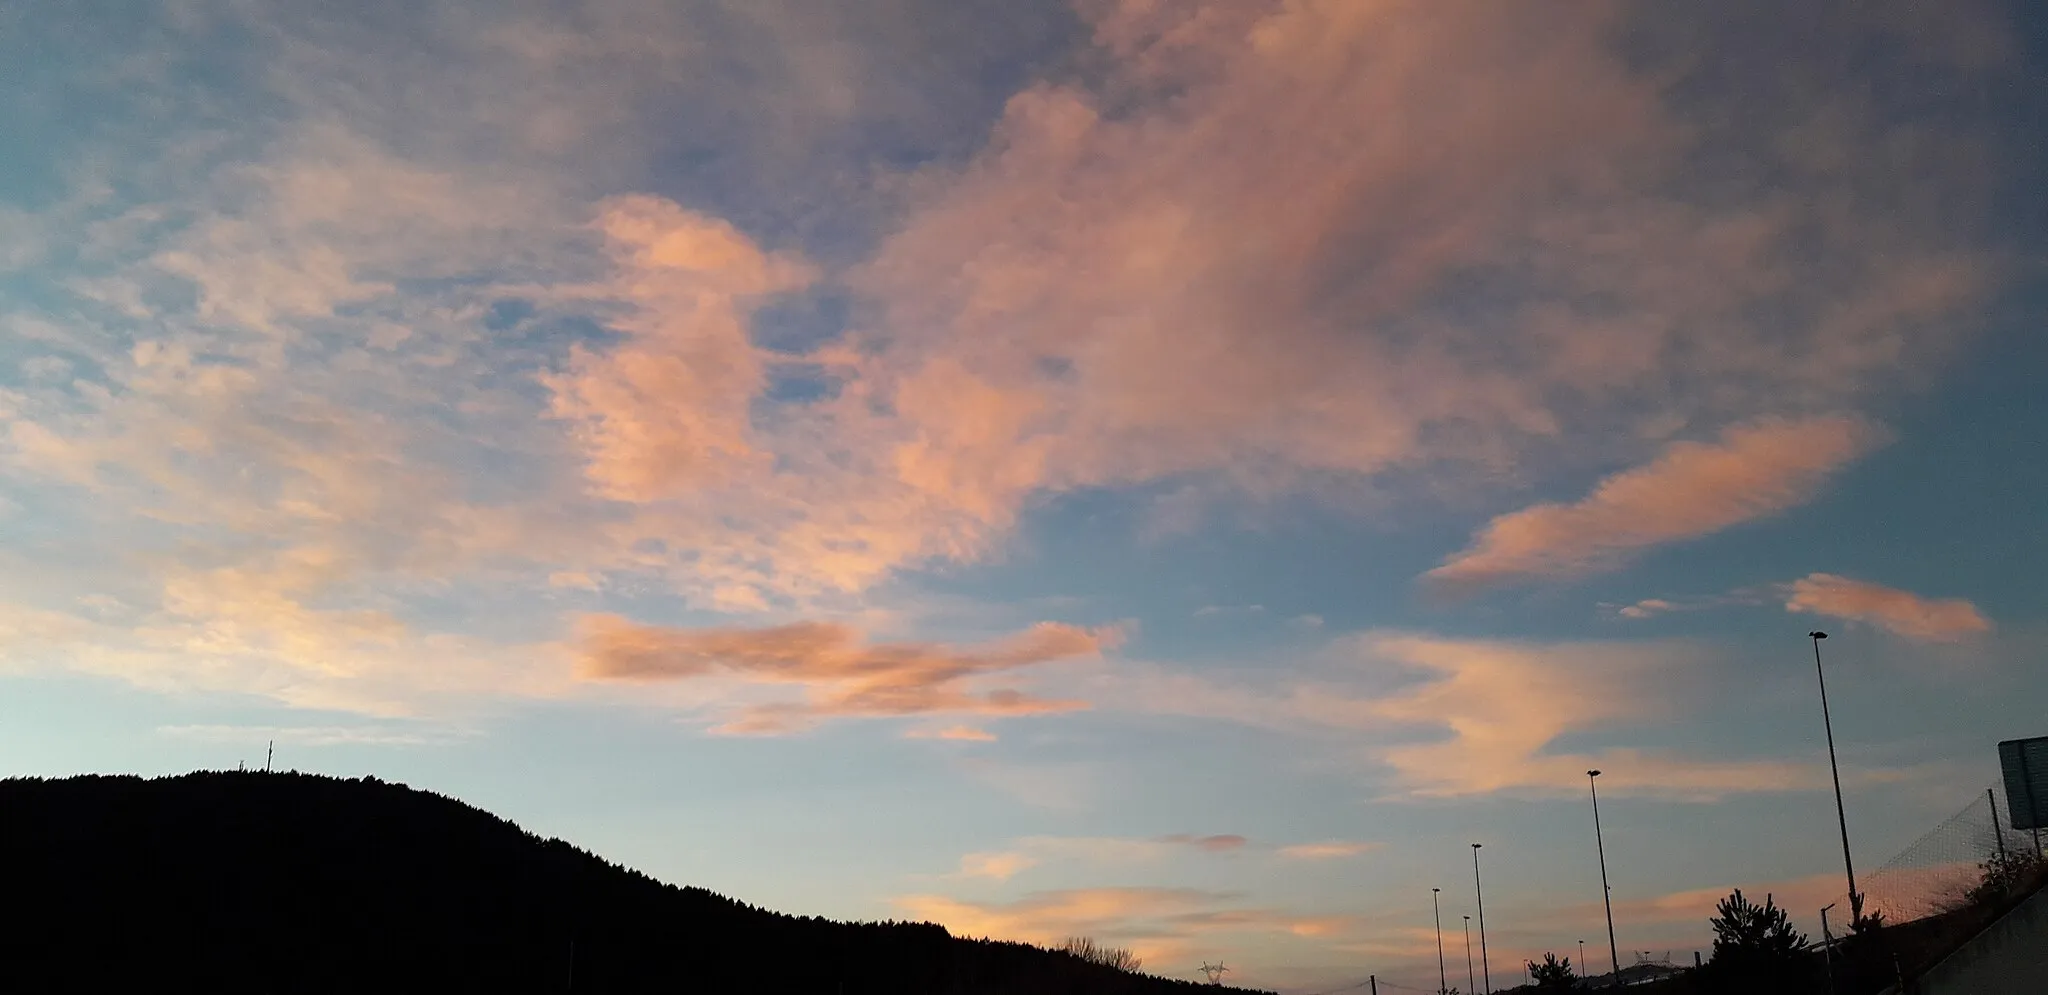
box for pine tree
[1704,889,1811,993]
[1527,952,1576,989]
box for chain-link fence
[1860,785,2045,925]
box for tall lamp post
[1465,916,1476,995]
[1589,770,1622,989]
[1471,843,1491,995]
[1433,888,1448,995]
[1578,940,1586,981]
[1809,631,1863,924]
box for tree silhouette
[1962,847,2048,908]
[1703,889,1812,994]
[1525,952,1575,989]
[1061,936,1143,973]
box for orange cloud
[1785,574,1992,642]
[1428,418,1881,590]
[576,616,1119,733]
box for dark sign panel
[2000,737,2048,831]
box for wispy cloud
[1276,841,1380,860]
[1428,418,1882,591]
[577,617,1120,734]
[1109,631,1841,800]
[1617,598,1679,619]
[941,833,1258,883]
[1157,834,1249,853]
[1785,573,1992,642]
[953,851,1038,882]
[905,724,999,742]
[1602,588,1769,620]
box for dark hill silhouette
[0,771,1269,995]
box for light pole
[1809,631,1863,924]
[1589,770,1621,988]
[1465,916,1476,995]
[1434,888,1448,995]
[1578,939,1586,981]
[1820,903,1837,995]
[1471,843,1491,995]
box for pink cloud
[544,195,814,503]
[1428,417,1882,590]
[1785,573,1992,642]
[576,616,1120,733]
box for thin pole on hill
[266,740,273,772]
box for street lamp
[1578,939,1586,981]
[1820,903,1837,995]
[1809,631,1863,924]
[1434,888,1448,995]
[1465,916,1476,995]
[1589,770,1621,989]
[1471,843,1491,995]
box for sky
[2,1,2046,990]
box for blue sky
[3,2,2046,990]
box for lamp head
[1588,769,1602,777]
[1809,631,1828,640]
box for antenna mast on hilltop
[1200,961,1229,985]
[265,740,273,772]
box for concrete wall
[1892,886,2048,995]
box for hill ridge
[1,770,1269,995]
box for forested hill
[0,771,1269,995]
